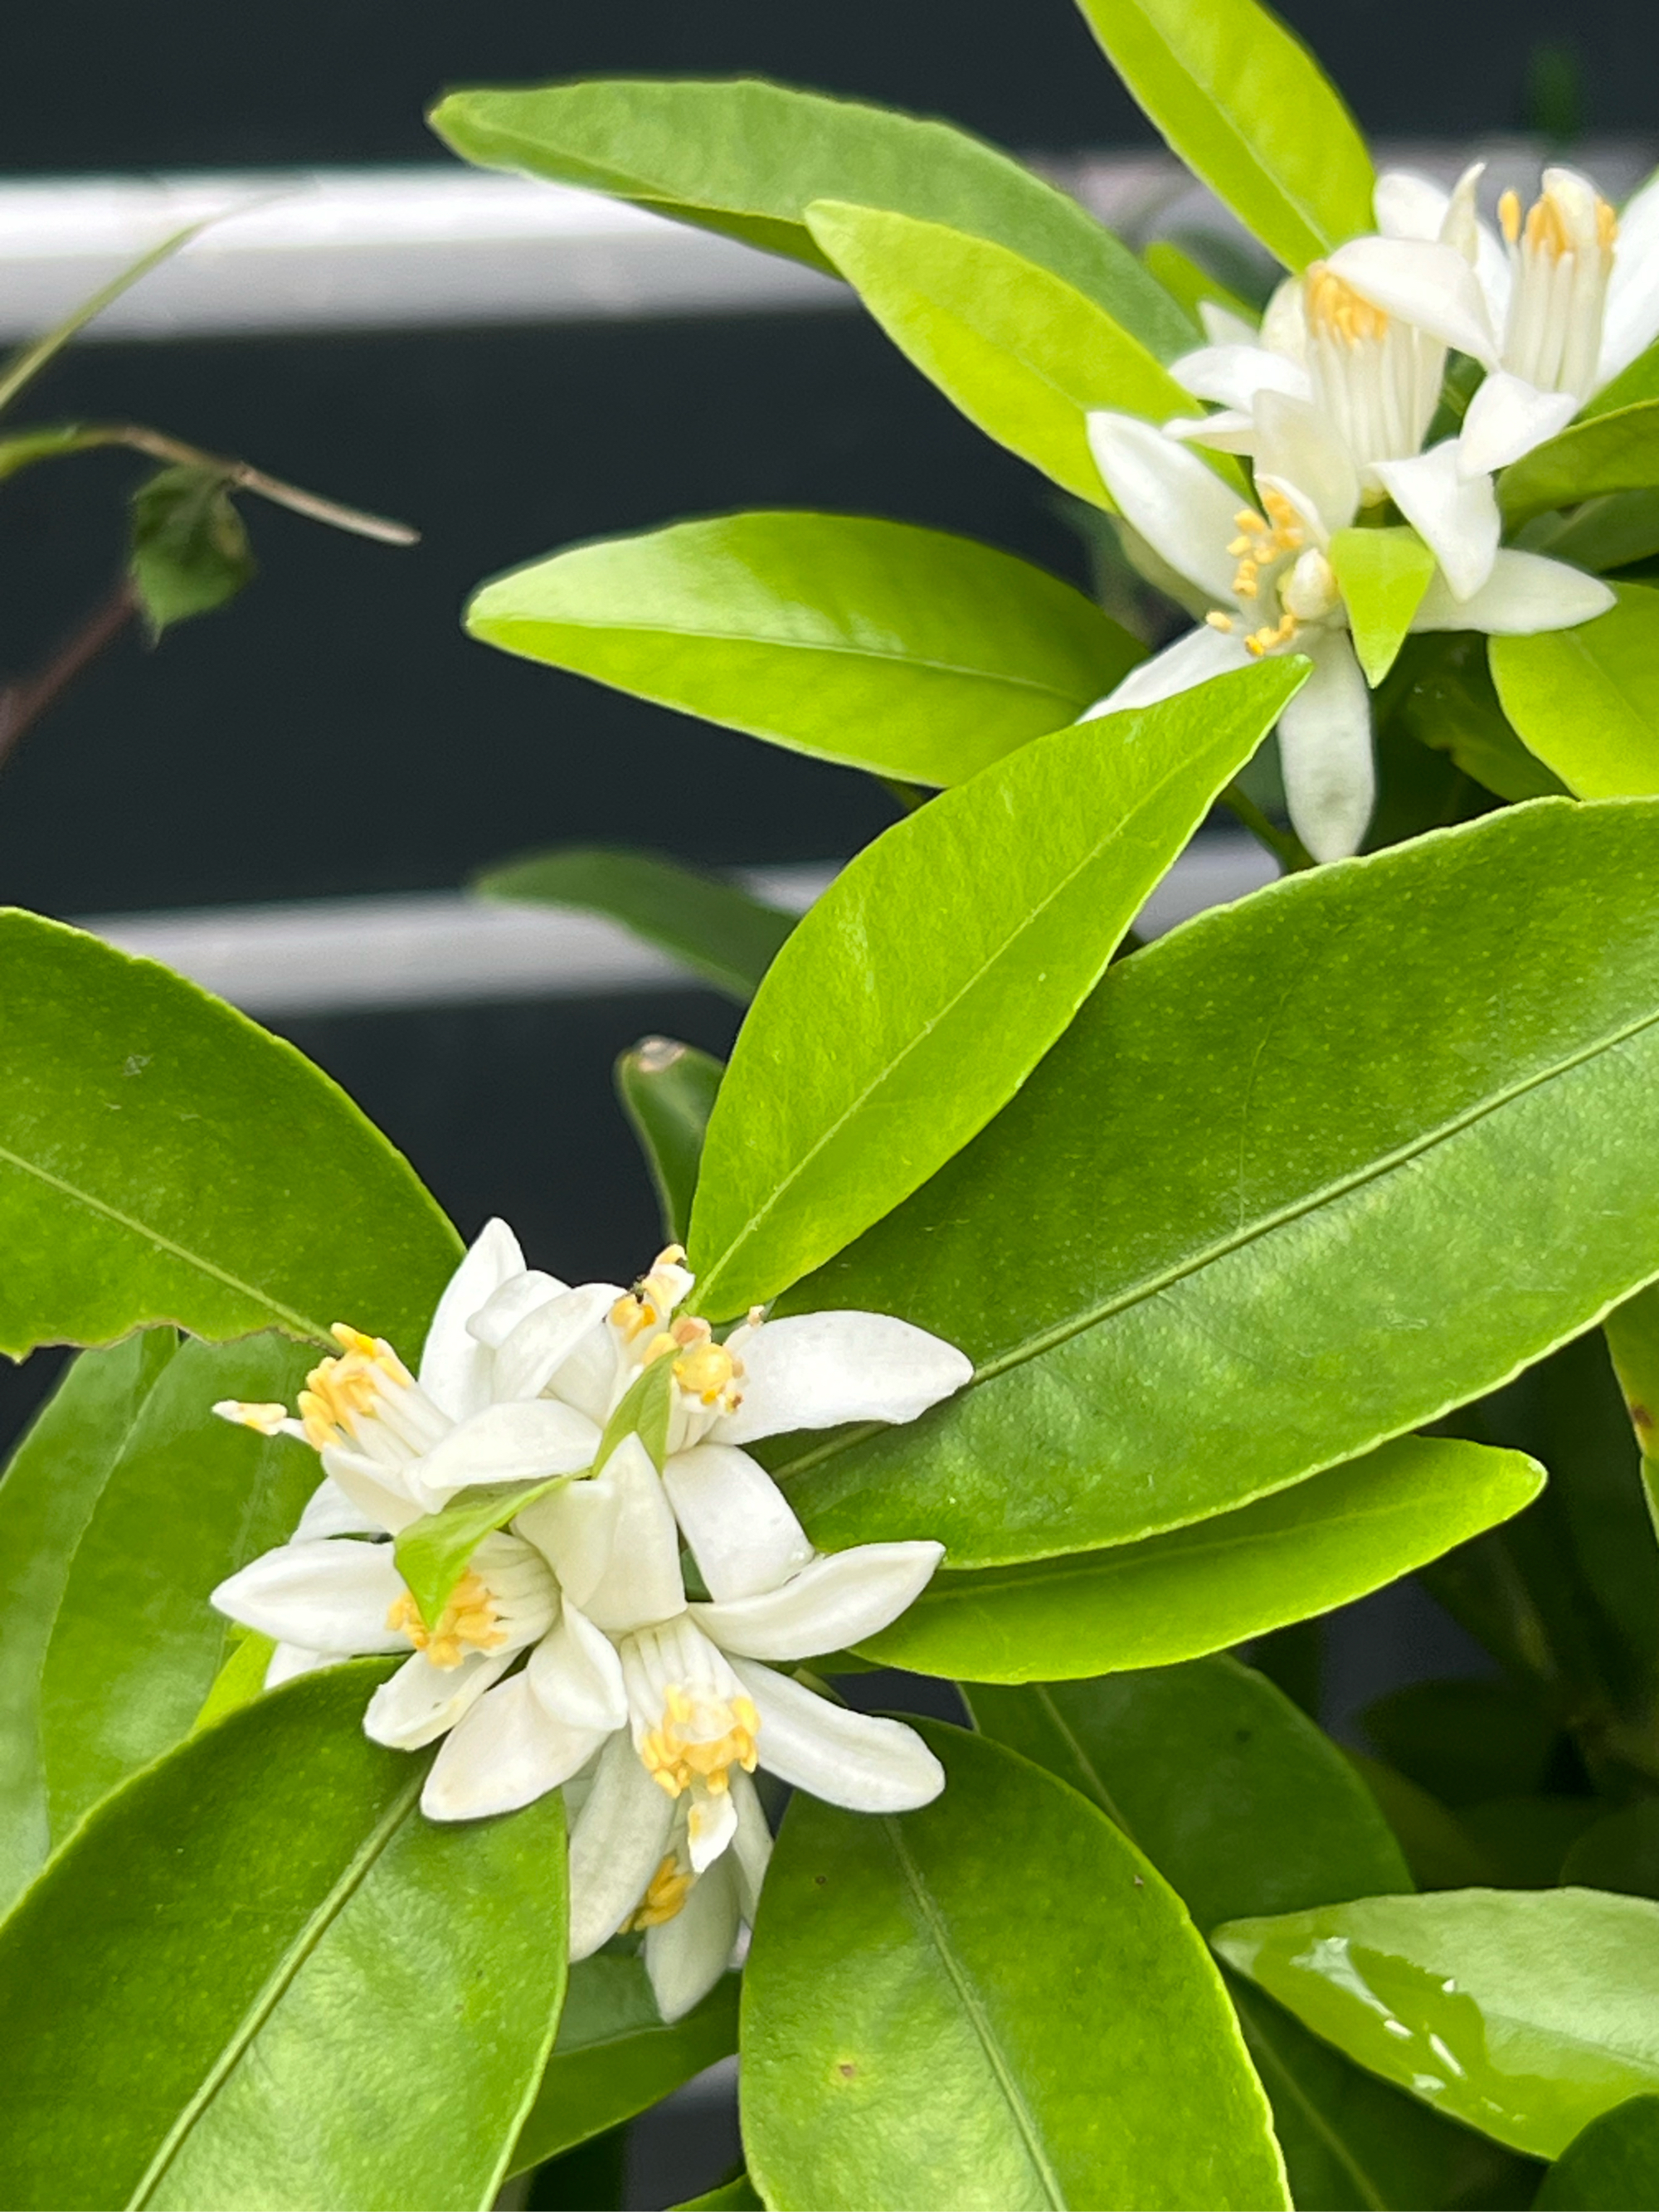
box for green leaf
[771,799,1659,1565]
[428,77,1193,360]
[0,909,461,1359]
[479,848,795,1002]
[1345,1754,1498,1891]
[617,1039,724,1246]
[967,1655,1408,1924]
[742,1721,1288,2210]
[688,661,1305,1318]
[1528,489,1659,576]
[855,1437,1543,1678]
[38,1334,317,1840]
[1535,2096,1659,2210]
[128,465,255,637]
[0,1332,178,1913]
[1383,634,1567,804]
[1141,240,1258,328]
[673,2177,762,2212]
[0,1662,567,2210]
[595,1347,674,1471]
[466,512,1144,788]
[0,422,98,481]
[1362,1680,1561,1810]
[803,202,1218,509]
[1561,1803,1659,1902]
[1501,402,1659,527]
[1072,0,1374,270]
[509,1959,739,2175]
[1603,1281,1659,1521]
[1491,586,1659,798]
[190,1630,275,1735]
[1457,1798,1604,1889]
[1214,1887,1659,2159]
[1330,527,1436,686]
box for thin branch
[101,425,420,546]
[1220,780,1315,873]
[0,576,139,774]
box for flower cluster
[1085,160,1654,863]
[212,1222,972,2020]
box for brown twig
[0,575,140,775]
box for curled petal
[732,1659,946,1812]
[693,1540,945,1664]
[1457,372,1577,477]
[465,1269,568,1350]
[1083,625,1253,721]
[1086,411,1247,604]
[645,1856,742,2024]
[1373,444,1501,603]
[1374,166,1451,242]
[1277,631,1375,864]
[1168,342,1311,413]
[293,1474,382,1542]
[1600,168,1659,389]
[421,1672,605,1821]
[365,1646,513,1751]
[1412,548,1616,634]
[1326,237,1499,367]
[664,1443,815,1602]
[411,1398,600,1505]
[517,1434,684,1635]
[417,1218,527,1421]
[717,1312,972,1447]
[319,1446,424,1535]
[567,1730,676,1960]
[1253,390,1360,542]
[528,1597,629,1733]
[212,1538,408,1655]
[493,1281,621,1403]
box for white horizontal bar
[75,839,1276,1020]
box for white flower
[1085,405,1613,863]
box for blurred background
[0,10,1652,2195]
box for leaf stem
[97,425,420,545]
[0,575,139,774]
[1221,780,1314,873]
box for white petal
[693,1541,944,1663]
[1457,372,1577,476]
[1253,390,1360,542]
[728,1767,773,1921]
[212,1538,408,1654]
[567,1730,676,1959]
[1085,411,1247,602]
[1601,168,1659,388]
[717,1312,972,1447]
[1326,237,1499,367]
[421,1672,605,1821]
[528,1597,629,1732]
[410,1398,600,1505]
[732,1660,946,1812]
[492,1281,620,1403]
[293,1474,382,1542]
[1412,548,1616,634]
[417,1218,526,1421]
[263,1642,346,1689]
[688,1785,739,1873]
[1163,408,1260,455]
[319,1446,423,1534]
[1082,624,1253,721]
[1168,342,1311,413]
[1277,631,1375,863]
[538,1322,617,1427]
[364,1646,513,1750]
[663,1442,814,1602]
[516,1434,684,1635]
[645,1858,742,2023]
[465,1267,568,1350]
[1374,168,1449,242]
[1260,275,1307,364]
[1198,300,1261,347]
[1373,444,1501,603]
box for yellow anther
[623,1855,696,1931]
[673,1339,742,1412]
[1306,264,1390,346]
[1205,611,1236,633]
[1499,187,1521,245]
[1513,183,1618,264]
[1245,611,1299,657]
[297,1330,406,1451]
[1598,198,1619,251]
[213,1400,289,1436]
[386,1570,504,1670]
[638,1688,761,1798]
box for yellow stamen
[386,1571,505,1670]
[1205,611,1236,633]
[1306,264,1390,346]
[623,1855,695,1931]
[1499,187,1521,246]
[611,1242,694,1343]
[1227,493,1303,601]
[213,1400,289,1436]
[673,1339,742,1412]
[1245,611,1299,657]
[638,1687,761,1798]
[296,1328,406,1451]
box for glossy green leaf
[1491,586,1659,795]
[804,202,1209,508]
[1384,634,1567,804]
[673,2177,762,2212]
[1141,240,1259,328]
[856,1437,1542,1678]
[396,1472,572,1629]
[688,661,1305,1318]
[1603,1283,1659,1547]
[428,77,1192,359]
[1072,0,1374,270]
[773,800,1659,1565]
[1530,489,1659,576]
[617,1039,724,1246]
[0,909,460,1359]
[1346,1755,1498,1891]
[742,1721,1288,2210]
[189,1629,274,1734]
[38,1334,316,1840]
[479,848,795,1002]
[1536,2096,1659,2210]
[1331,527,1436,687]
[1561,1803,1659,1901]
[510,1959,739,2174]
[0,1662,567,2210]
[0,1333,178,1912]
[467,512,1142,787]
[129,465,255,637]
[1214,1887,1659,2158]
[1363,1680,1560,1810]
[1501,402,1659,527]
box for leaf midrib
[774,988,1659,1483]
[0,1141,327,1344]
[886,1814,1067,2209]
[127,1771,424,2207]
